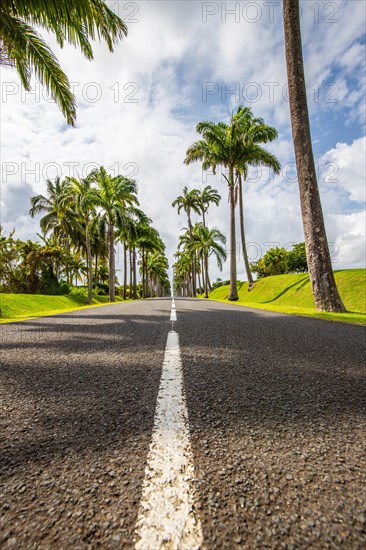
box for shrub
[93,283,109,295]
[251,243,308,278]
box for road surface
[1,298,365,548]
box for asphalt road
[1,298,365,549]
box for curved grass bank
[0,293,125,323]
[207,269,366,325]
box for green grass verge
[0,293,127,323]
[204,269,366,325]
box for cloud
[327,211,366,269]
[321,137,366,203]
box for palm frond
[1,13,76,124]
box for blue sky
[1,0,365,280]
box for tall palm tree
[89,211,108,287]
[233,106,281,288]
[283,0,345,312]
[136,223,163,298]
[90,166,138,302]
[177,228,197,296]
[0,0,127,124]
[29,177,78,284]
[191,223,227,299]
[122,210,148,300]
[172,186,202,296]
[147,252,169,297]
[115,210,141,300]
[185,111,280,300]
[63,176,99,304]
[198,185,221,226]
[185,124,236,300]
[173,251,193,298]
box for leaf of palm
[1,13,76,124]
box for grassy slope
[208,269,366,325]
[0,293,125,323]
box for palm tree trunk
[204,253,209,299]
[187,212,196,297]
[283,0,345,312]
[228,166,239,301]
[197,255,202,294]
[201,256,206,294]
[123,241,127,300]
[238,173,254,288]
[129,249,133,298]
[108,224,115,302]
[65,238,71,285]
[141,248,145,298]
[94,254,98,285]
[86,230,93,305]
[207,269,212,291]
[132,247,137,299]
[144,252,148,297]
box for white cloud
[321,137,366,203]
[327,211,366,269]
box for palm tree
[177,228,196,296]
[198,185,221,226]
[89,212,108,287]
[233,106,281,288]
[69,253,87,287]
[185,109,280,300]
[172,186,202,296]
[173,251,191,298]
[29,177,78,284]
[185,121,241,300]
[136,223,163,298]
[283,0,346,312]
[0,0,127,125]
[90,166,138,302]
[63,176,99,304]
[121,210,148,300]
[192,223,227,298]
[147,252,169,297]
[115,211,140,300]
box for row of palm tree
[172,185,222,297]
[181,89,346,312]
[172,185,221,296]
[29,167,170,303]
[174,223,226,298]
[180,106,281,300]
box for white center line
[134,322,202,549]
